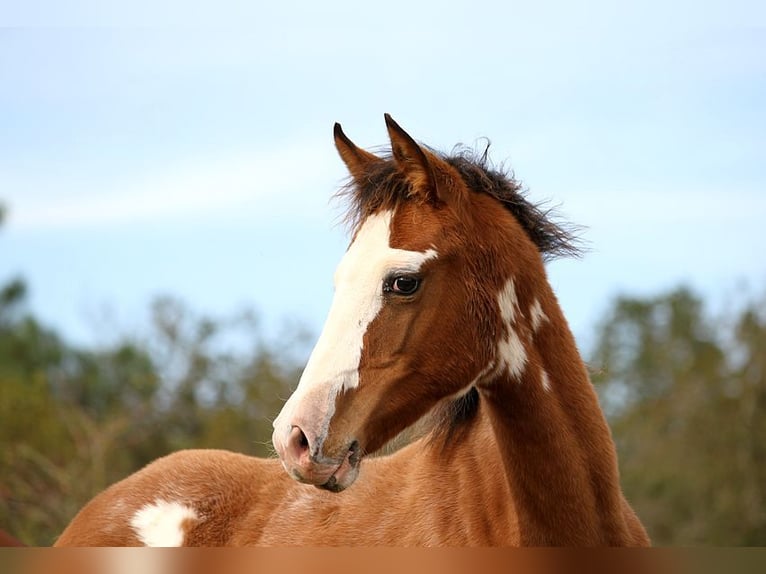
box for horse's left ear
[384,114,440,202]
[334,122,383,181]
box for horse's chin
[317,442,362,492]
[317,464,360,492]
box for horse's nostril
[288,425,310,455]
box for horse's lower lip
[317,442,361,492]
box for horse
[54,115,649,546]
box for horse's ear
[384,114,439,202]
[334,122,382,181]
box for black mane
[340,144,582,262]
[445,148,582,261]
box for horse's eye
[386,276,420,295]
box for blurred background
[1,1,764,545]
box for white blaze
[273,210,437,448]
[130,500,198,547]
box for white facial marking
[540,368,552,392]
[529,298,548,333]
[497,278,528,379]
[273,210,437,448]
[130,500,198,547]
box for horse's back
[55,449,286,546]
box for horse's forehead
[381,203,447,252]
[340,211,392,275]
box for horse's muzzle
[273,425,361,492]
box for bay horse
[55,116,649,546]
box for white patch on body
[496,278,528,379]
[273,210,437,452]
[529,298,548,333]
[130,500,198,547]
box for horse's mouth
[318,441,361,493]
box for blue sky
[1,1,765,357]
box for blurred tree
[0,293,307,545]
[1,204,309,544]
[142,296,306,457]
[0,274,146,543]
[591,287,766,545]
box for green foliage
[0,286,306,545]
[591,287,766,545]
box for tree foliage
[590,287,766,545]
[0,280,307,545]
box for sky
[1,1,765,359]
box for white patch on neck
[529,298,548,333]
[130,500,198,547]
[496,278,527,379]
[540,367,552,392]
[273,210,437,449]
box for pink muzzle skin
[273,425,361,492]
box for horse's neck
[358,409,518,545]
[479,288,632,546]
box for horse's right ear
[334,123,382,181]
[384,114,440,203]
